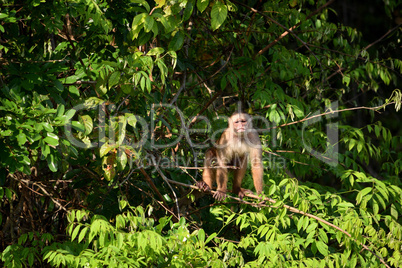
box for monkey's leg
[197,168,213,192]
[197,148,216,192]
[214,167,228,201]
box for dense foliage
[0,0,401,267]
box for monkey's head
[229,113,252,135]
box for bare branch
[261,102,394,131]
[255,0,335,57]
[232,0,322,72]
[363,23,402,51]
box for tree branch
[261,102,395,131]
[362,23,402,51]
[255,0,335,57]
[232,0,322,72]
[165,178,390,268]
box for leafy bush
[1,0,401,267]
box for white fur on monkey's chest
[226,136,249,158]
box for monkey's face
[230,114,251,134]
[233,119,247,132]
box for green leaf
[126,114,137,127]
[144,14,154,32]
[72,121,85,133]
[147,47,165,56]
[198,229,205,244]
[47,154,58,172]
[306,222,318,234]
[348,139,356,151]
[169,31,184,51]
[54,80,64,92]
[56,104,65,117]
[71,225,81,241]
[316,240,329,256]
[85,97,105,108]
[131,13,147,40]
[269,109,281,124]
[69,86,80,96]
[100,143,117,157]
[140,76,146,91]
[17,132,27,146]
[5,188,13,200]
[42,143,50,157]
[1,129,12,136]
[121,84,132,94]
[79,115,93,135]
[356,140,363,153]
[211,2,227,31]
[197,0,209,13]
[205,232,217,244]
[42,122,54,132]
[318,228,328,243]
[28,253,34,266]
[342,75,350,86]
[183,0,194,21]
[65,109,76,120]
[155,0,165,8]
[118,150,127,170]
[356,187,372,205]
[292,105,304,118]
[157,60,168,84]
[97,82,108,96]
[44,132,59,146]
[78,226,89,243]
[108,72,120,88]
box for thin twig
[138,166,169,208]
[155,165,181,220]
[362,23,402,51]
[131,184,180,222]
[232,0,322,72]
[189,91,222,127]
[262,102,394,131]
[65,14,90,80]
[9,174,68,212]
[255,0,335,57]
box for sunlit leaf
[44,132,59,146]
[109,72,120,88]
[197,0,209,13]
[144,14,154,33]
[80,115,93,135]
[47,154,58,172]
[211,2,227,31]
[17,132,27,146]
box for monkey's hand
[238,188,254,199]
[213,190,227,201]
[196,181,211,192]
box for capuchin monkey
[197,112,263,201]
